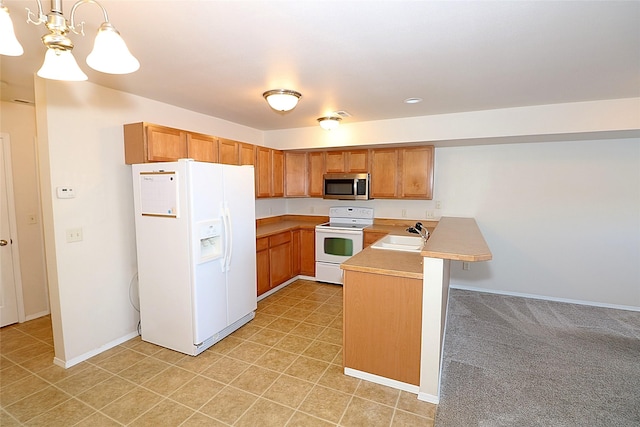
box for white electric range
[315,207,374,284]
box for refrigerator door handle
[221,203,229,272]
[224,204,233,272]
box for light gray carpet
[435,289,640,426]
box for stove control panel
[329,206,374,220]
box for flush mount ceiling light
[0,0,139,81]
[263,89,302,112]
[404,97,423,104]
[317,116,342,131]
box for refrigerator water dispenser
[197,220,222,262]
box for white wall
[0,101,49,320]
[437,139,639,308]
[34,80,264,366]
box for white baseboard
[344,367,419,394]
[417,392,440,404]
[53,330,140,369]
[450,283,640,312]
[24,310,50,322]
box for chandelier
[0,0,139,81]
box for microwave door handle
[353,179,358,197]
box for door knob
[0,240,7,246]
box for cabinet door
[285,152,308,197]
[239,143,255,166]
[346,150,369,173]
[256,238,270,296]
[255,146,272,198]
[400,146,434,199]
[146,125,187,162]
[370,148,399,198]
[308,152,325,197]
[219,138,240,165]
[272,149,285,197]
[187,132,218,163]
[300,229,316,276]
[269,232,292,287]
[325,151,346,173]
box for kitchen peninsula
[341,217,492,404]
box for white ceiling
[1,0,639,131]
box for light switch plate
[57,187,76,199]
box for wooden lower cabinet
[343,270,423,386]
[256,231,292,297]
[257,227,316,296]
[270,234,292,287]
[256,237,270,296]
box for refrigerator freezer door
[189,162,228,345]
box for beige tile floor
[1,279,436,426]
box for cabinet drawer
[256,237,269,251]
[269,232,291,247]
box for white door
[1,134,19,327]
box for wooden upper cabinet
[285,152,308,197]
[187,132,218,163]
[255,146,272,198]
[218,138,240,165]
[239,143,255,166]
[400,146,434,199]
[325,151,346,173]
[124,122,188,164]
[255,147,284,198]
[370,148,400,198]
[325,150,368,173]
[272,149,285,197]
[346,150,368,173]
[124,122,217,165]
[308,151,325,197]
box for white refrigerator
[131,159,257,355]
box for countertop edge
[421,217,492,261]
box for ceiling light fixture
[317,116,342,131]
[263,89,302,112]
[404,97,423,104]
[0,0,139,81]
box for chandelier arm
[25,0,46,25]
[69,0,109,35]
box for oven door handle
[315,228,364,236]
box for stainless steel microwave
[323,173,371,200]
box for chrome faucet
[406,222,429,242]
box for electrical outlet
[426,210,435,219]
[310,206,315,214]
[435,200,442,210]
[463,262,470,271]
[66,228,83,243]
[401,209,407,218]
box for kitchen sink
[370,235,424,253]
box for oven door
[315,227,364,264]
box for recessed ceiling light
[404,97,423,104]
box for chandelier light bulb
[37,48,88,81]
[0,5,23,56]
